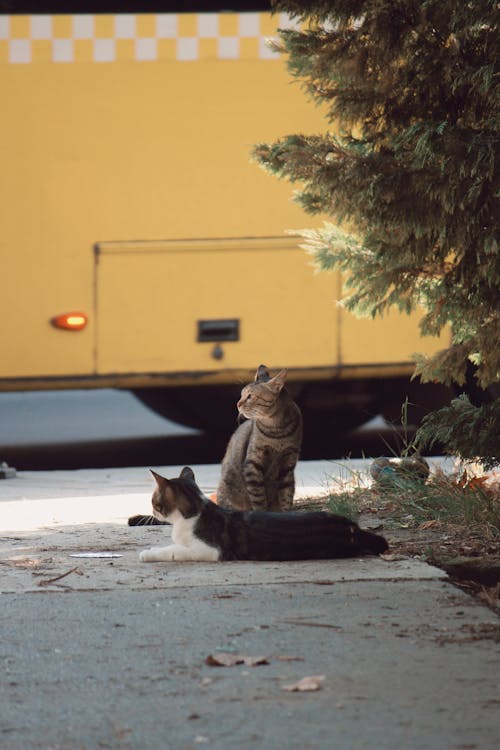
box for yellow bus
[0,1,448,436]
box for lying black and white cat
[134,467,388,563]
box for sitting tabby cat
[138,466,388,563]
[128,364,302,526]
[217,364,302,511]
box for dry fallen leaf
[467,476,490,491]
[418,519,441,530]
[282,675,325,692]
[380,553,408,562]
[205,653,269,667]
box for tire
[132,376,454,437]
[378,377,453,426]
[132,385,241,434]
[298,381,377,436]
[133,380,386,436]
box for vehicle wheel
[297,380,379,437]
[300,404,374,438]
[133,381,373,438]
[378,377,453,426]
[132,386,241,434]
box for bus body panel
[0,11,445,395]
[95,238,339,374]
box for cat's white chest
[171,511,199,547]
[140,511,221,563]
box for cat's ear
[180,466,196,482]
[267,368,287,393]
[150,469,169,488]
[255,364,271,383]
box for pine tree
[253,0,499,466]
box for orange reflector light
[51,312,88,331]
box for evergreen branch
[257,0,500,466]
[415,395,500,470]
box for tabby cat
[138,467,388,563]
[216,364,302,512]
[128,364,302,526]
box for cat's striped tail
[128,514,168,526]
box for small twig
[281,619,342,630]
[37,567,83,587]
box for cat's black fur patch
[194,503,388,561]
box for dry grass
[316,465,500,536]
[364,469,498,533]
[297,462,500,611]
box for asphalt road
[0,388,415,471]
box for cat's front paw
[139,546,175,563]
[139,549,155,563]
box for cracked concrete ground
[0,459,498,750]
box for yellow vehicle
[0,2,448,436]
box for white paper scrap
[69,552,123,558]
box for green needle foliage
[415,394,499,469]
[253,0,499,466]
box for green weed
[326,493,360,521]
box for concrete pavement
[0,458,498,749]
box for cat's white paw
[140,543,219,563]
[139,546,175,563]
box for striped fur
[217,365,302,512]
[128,514,167,527]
